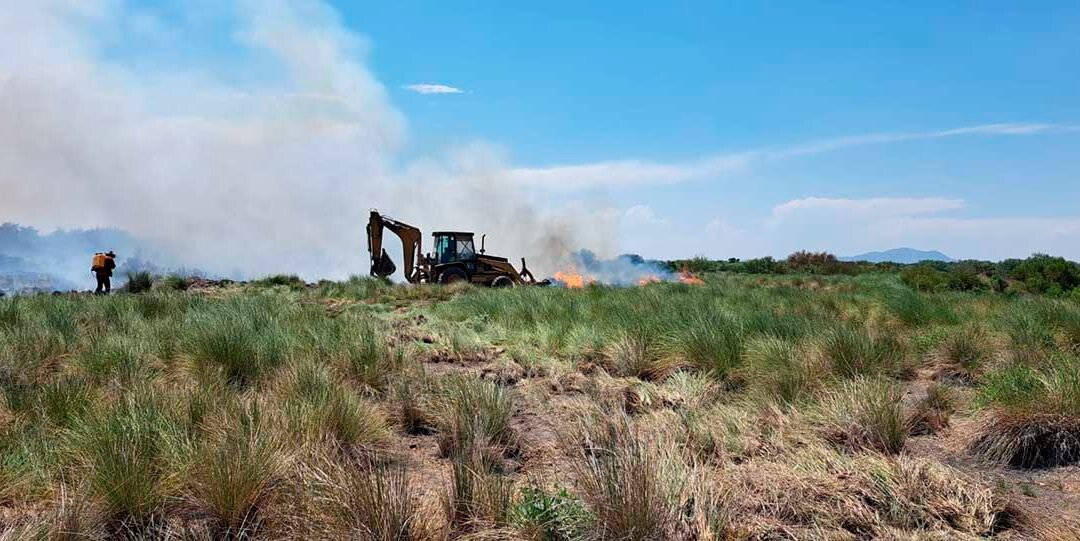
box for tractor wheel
[439,268,468,284]
[491,275,514,288]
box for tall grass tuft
[433,376,517,462]
[605,328,676,381]
[934,324,994,381]
[77,393,179,527]
[283,361,391,448]
[445,448,516,534]
[124,271,154,294]
[819,325,904,379]
[311,453,433,540]
[816,377,909,454]
[567,412,688,541]
[744,336,818,405]
[675,312,746,382]
[184,300,291,388]
[971,359,1080,467]
[190,402,285,536]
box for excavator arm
[367,210,424,283]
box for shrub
[946,265,987,291]
[124,271,154,294]
[901,265,949,292]
[1007,254,1080,295]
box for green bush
[124,271,154,294]
[1007,254,1080,295]
[901,265,949,292]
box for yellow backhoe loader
[366,210,546,286]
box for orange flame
[554,268,594,288]
[637,275,662,286]
[677,268,704,285]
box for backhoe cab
[367,210,546,287]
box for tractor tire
[491,275,514,288]
[439,268,469,284]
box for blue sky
[3,0,1080,275]
[353,2,1080,259]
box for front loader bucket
[372,249,397,277]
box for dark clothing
[92,256,116,294]
[94,272,111,294]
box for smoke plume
[0,0,615,282]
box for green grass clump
[605,328,675,381]
[934,324,995,381]
[190,402,285,536]
[124,271,154,294]
[744,336,818,405]
[283,362,390,447]
[674,312,746,382]
[971,359,1080,467]
[817,378,909,454]
[314,275,392,300]
[819,325,904,379]
[251,274,306,290]
[183,298,292,387]
[434,376,517,463]
[76,393,181,527]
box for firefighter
[92,251,117,294]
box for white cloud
[509,153,755,191]
[623,205,667,226]
[510,122,1072,192]
[404,83,464,94]
[771,197,966,219]
[705,217,741,236]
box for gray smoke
[0,0,615,282]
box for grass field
[2,273,1079,539]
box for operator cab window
[435,235,455,264]
[457,238,476,261]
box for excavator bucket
[372,249,397,277]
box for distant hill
[840,248,954,264]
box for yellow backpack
[92,253,106,269]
